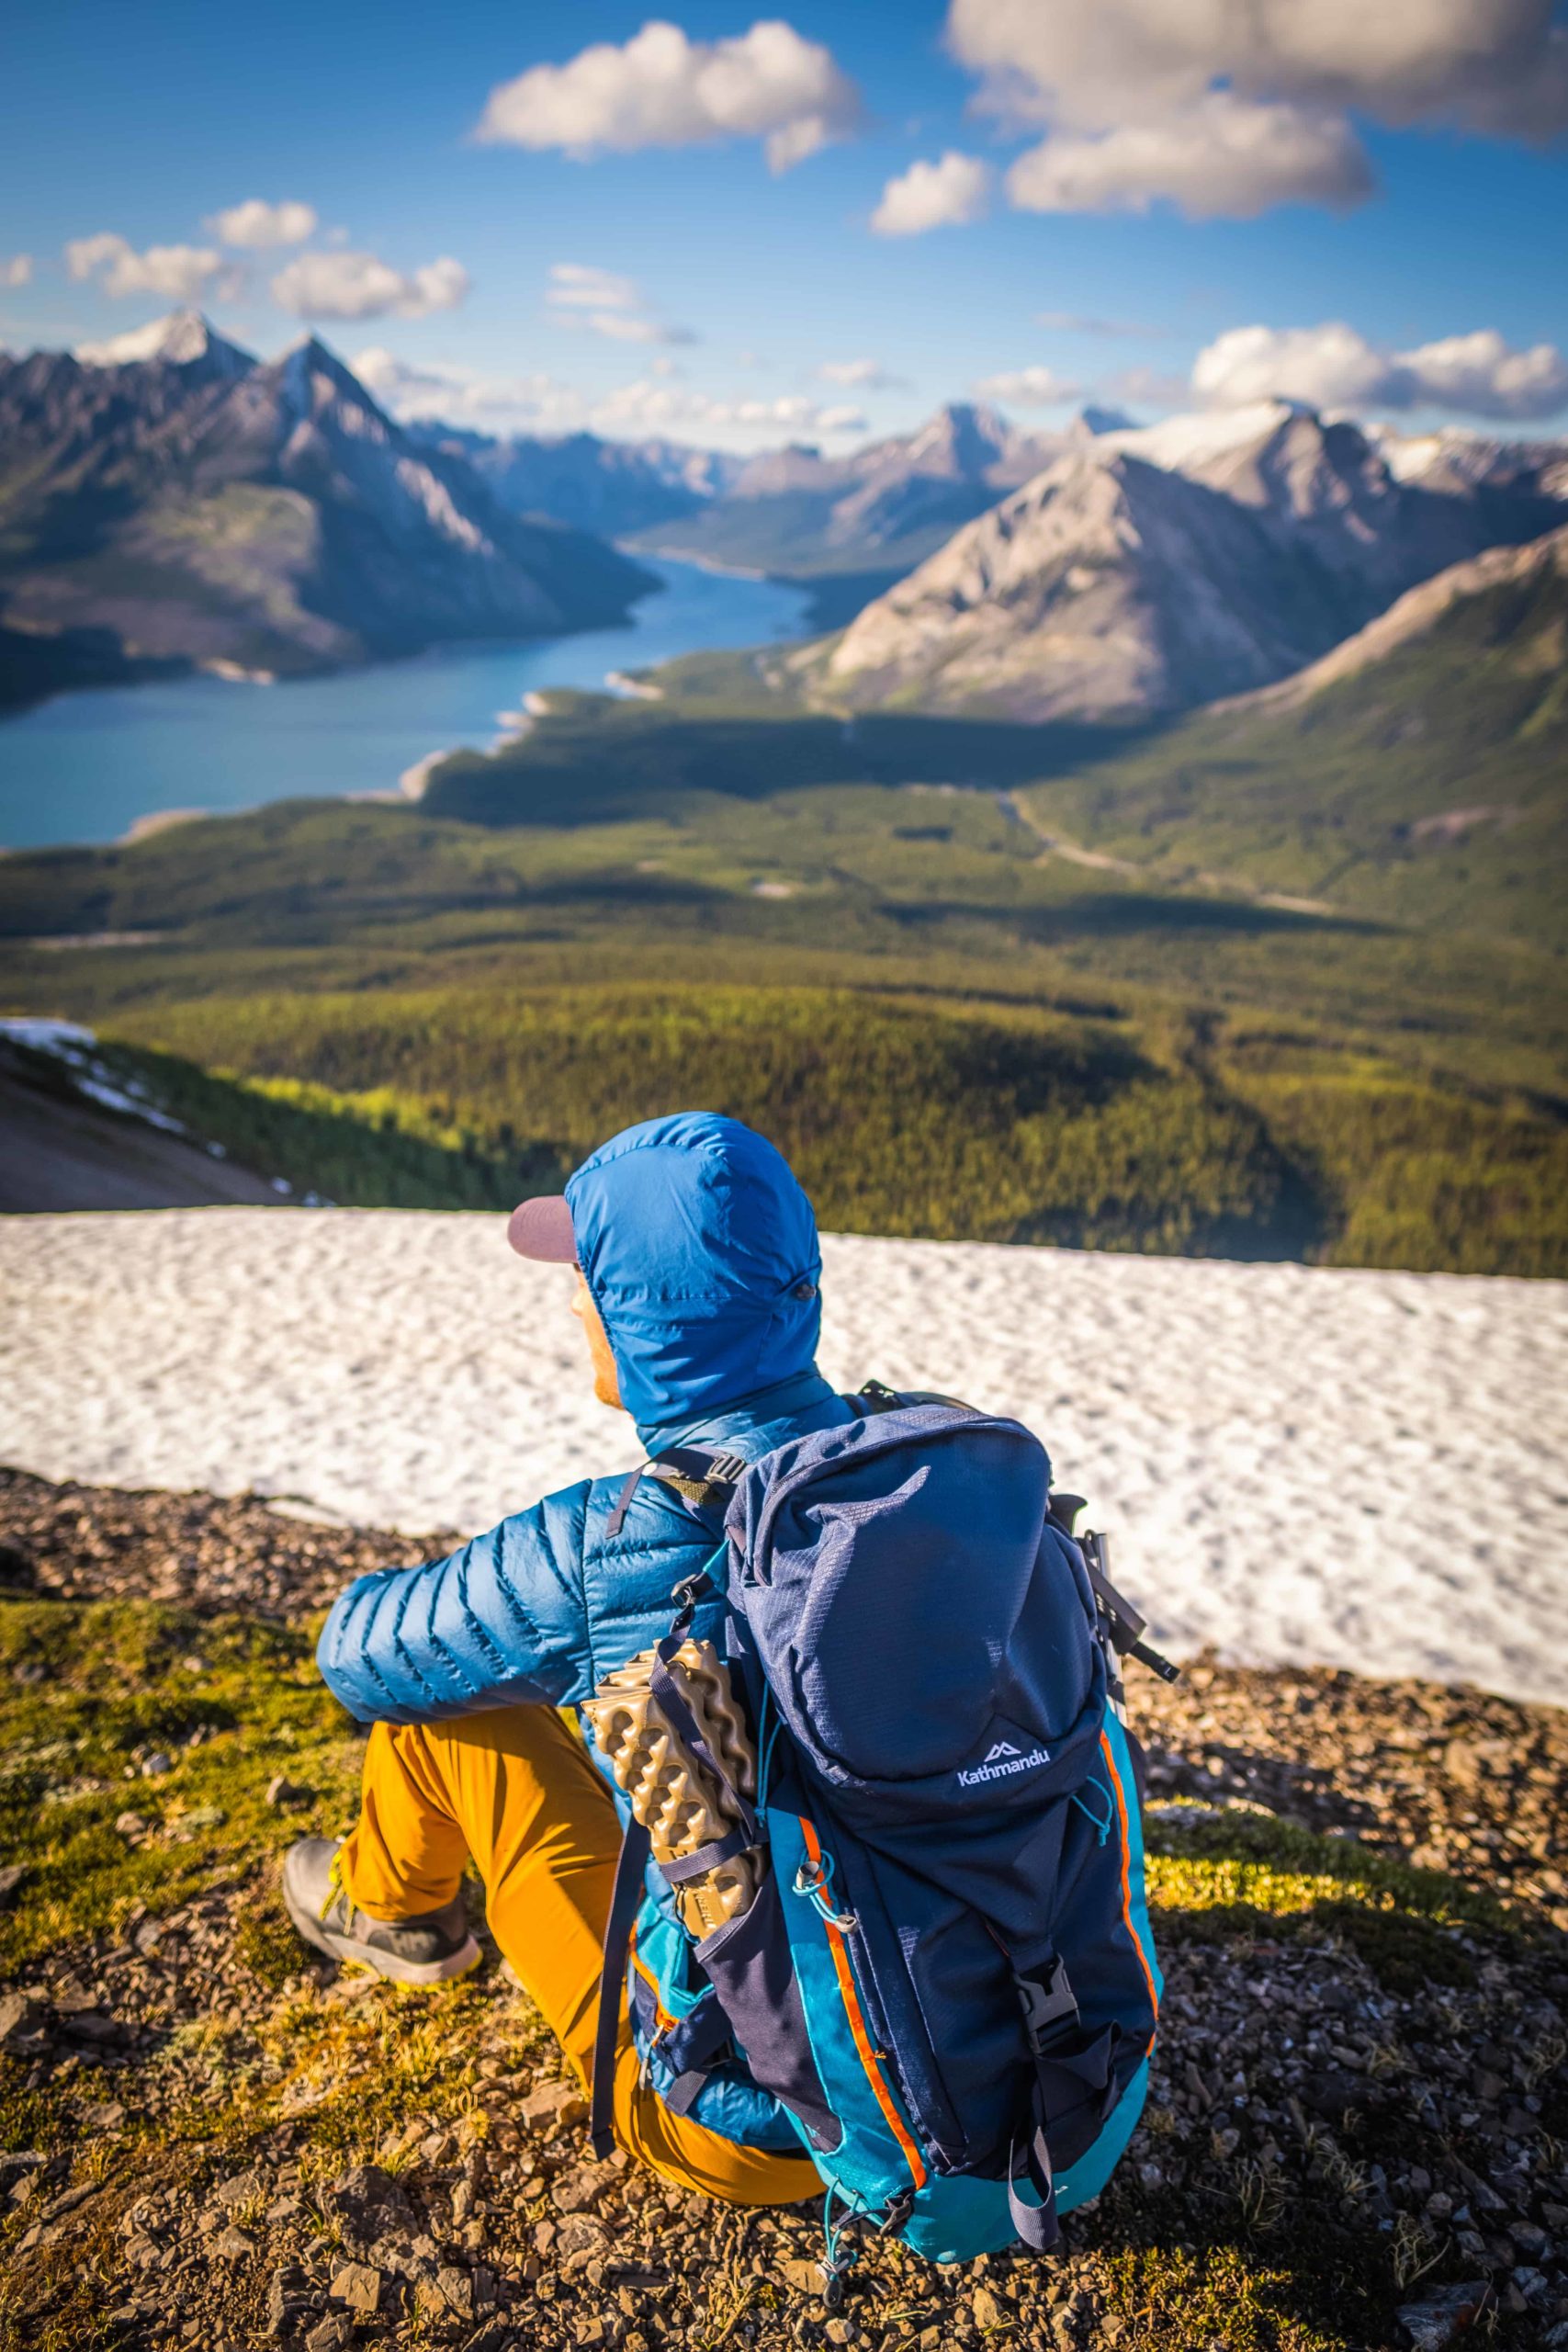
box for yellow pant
[338,1705,820,2207]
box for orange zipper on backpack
[798,1816,928,2191]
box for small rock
[0,1993,46,2047]
[114,1812,149,1838]
[551,2164,609,2214]
[64,2010,127,2045]
[972,2286,1006,2329]
[434,2267,475,2319]
[780,2257,824,2293]
[0,1863,28,1905]
[213,2168,267,2211]
[265,2266,307,2336]
[555,2215,608,2258]
[1397,2281,1495,2349]
[140,1754,174,1779]
[331,2162,401,2211]
[328,2261,384,2318]
[214,2226,255,2258]
[520,2078,589,2130]
[305,2322,350,2352]
[825,2324,856,2347]
[266,1774,312,1809]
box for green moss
[1145,1805,1519,1989]
[1101,2242,1371,2351]
[0,1600,361,1976]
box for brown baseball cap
[506,1193,577,1262]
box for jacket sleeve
[315,1480,594,1726]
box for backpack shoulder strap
[604,1445,748,1539]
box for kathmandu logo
[958,1740,1051,1787]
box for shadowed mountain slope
[0,312,653,706]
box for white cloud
[871,151,991,235]
[352,347,589,434]
[477,18,862,173]
[65,232,244,302]
[546,263,640,312]
[818,356,904,389]
[545,261,696,346]
[356,346,870,450]
[974,364,1082,407]
[1401,329,1568,420]
[209,198,318,249]
[1192,320,1568,422]
[945,0,1568,218]
[1,254,31,288]
[270,251,469,321]
[594,376,866,442]
[1005,92,1371,219]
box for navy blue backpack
[592,1388,1166,2280]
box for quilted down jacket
[316,1113,855,2150]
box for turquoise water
[0,558,810,850]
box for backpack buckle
[1017,1956,1079,2056]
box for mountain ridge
[817,403,1568,721]
[0,313,654,709]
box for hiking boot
[281,1838,480,1986]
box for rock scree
[0,1470,1563,2352]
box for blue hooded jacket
[316,1111,856,2150]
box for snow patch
[1101,401,1302,473]
[1,1210,1562,1704]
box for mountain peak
[903,401,1013,478]
[1099,399,1311,473]
[74,309,255,378]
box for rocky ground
[1,1467,1565,2352]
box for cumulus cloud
[353,350,866,448]
[0,254,31,288]
[65,232,244,302]
[209,198,317,249]
[945,0,1568,219]
[270,251,469,321]
[352,347,587,433]
[871,151,991,235]
[1006,96,1371,219]
[477,18,862,173]
[1192,320,1568,422]
[545,262,695,345]
[818,356,906,389]
[594,376,865,440]
[974,363,1082,407]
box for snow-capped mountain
[73,308,257,380]
[820,403,1568,722]
[0,314,653,707]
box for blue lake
[0,558,810,850]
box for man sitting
[285,1111,844,2206]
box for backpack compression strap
[587,1564,755,2161]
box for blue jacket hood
[564,1112,824,1436]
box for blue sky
[4,1,1566,448]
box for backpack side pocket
[695,1868,843,2155]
